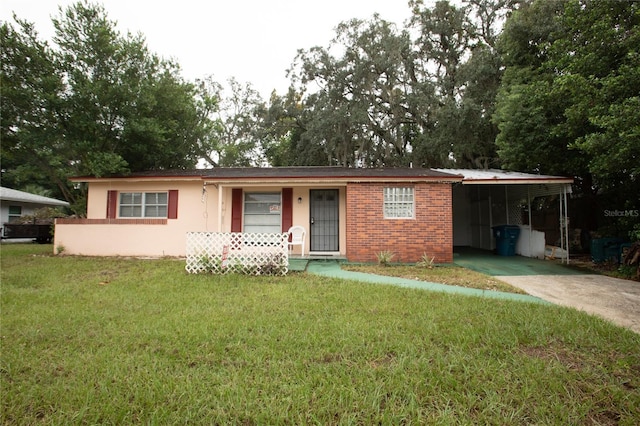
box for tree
[494,0,640,232]
[257,89,309,167]
[277,1,513,169]
[493,0,583,177]
[1,17,67,200]
[409,0,516,168]
[557,0,640,193]
[1,1,216,213]
[286,14,427,167]
[199,77,265,167]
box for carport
[436,169,574,263]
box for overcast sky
[1,0,424,98]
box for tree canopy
[494,0,639,230]
[1,1,217,213]
[260,0,514,168]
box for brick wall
[346,182,453,263]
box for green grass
[2,243,639,424]
[342,263,526,294]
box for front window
[119,192,168,218]
[244,192,281,233]
[383,187,414,219]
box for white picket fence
[186,232,289,275]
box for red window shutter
[282,188,293,232]
[168,190,179,219]
[231,188,243,232]
[106,190,118,219]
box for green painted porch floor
[453,247,583,277]
[288,258,309,272]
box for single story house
[55,167,460,262]
[1,186,70,238]
[54,167,573,263]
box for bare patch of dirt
[567,254,639,282]
[368,351,397,369]
[518,343,586,372]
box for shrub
[14,207,67,224]
[416,253,435,268]
[376,250,395,266]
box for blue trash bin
[492,225,521,256]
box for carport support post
[558,185,570,265]
[564,185,570,265]
[559,191,564,263]
[528,186,532,258]
[505,186,509,224]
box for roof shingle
[72,166,463,182]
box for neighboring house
[1,187,70,238]
[54,167,573,262]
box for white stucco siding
[56,181,217,256]
[55,181,348,257]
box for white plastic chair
[287,226,306,257]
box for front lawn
[1,244,639,424]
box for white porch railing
[185,232,289,275]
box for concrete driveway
[499,274,640,334]
[454,249,640,334]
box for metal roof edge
[434,168,573,185]
[460,178,574,185]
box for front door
[309,189,339,252]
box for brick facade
[346,182,453,263]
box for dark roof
[73,167,463,182]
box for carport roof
[435,169,573,185]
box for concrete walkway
[306,260,548,304]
